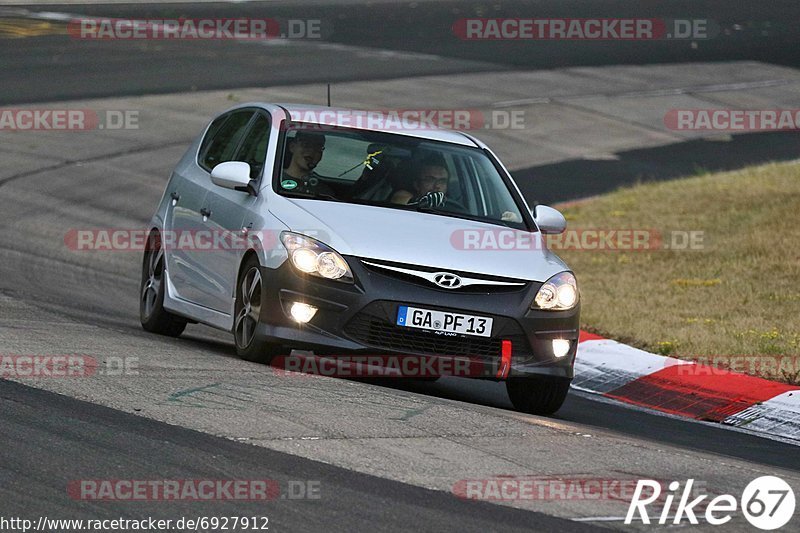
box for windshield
[276,124,529,229]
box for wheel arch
[235,249,261,295]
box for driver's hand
[417,191,446,209]
[501,211,521,222]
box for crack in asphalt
[0,139,192,189]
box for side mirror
[210,161,253,192]
[532,205,567,234]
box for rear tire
[506,377,571,415]
[140,232,187,337]
[234,255,283,364]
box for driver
[281,131,336,197]
[390,154,449,207]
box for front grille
[360,259,528,294]
[343,301,532,360]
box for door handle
[200,207,212,219]
[170,191,180,205]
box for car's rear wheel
[140,232,188,337]
[506,376,571,415]
[234,256,283,363]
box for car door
[165,108,255,306]
[196,111,271,313]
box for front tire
[234,256,283,363]
[140,232,187,337]
[506,377,571,415]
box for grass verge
[554,161,800,383]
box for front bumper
[255,257,580,379]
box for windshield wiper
[413,204,519,227]
[413,205,485,223]
[282,191,341,202]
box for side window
[233,113,270,180]
[198,110,254,171]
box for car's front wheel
[506,376,571,415]
[234,256,283,363]
[140,232,188,337]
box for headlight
[280,232,353,283]
[532,272,579,310]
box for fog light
[290,302,317,323]
[552,339,571,358]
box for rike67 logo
[626,476,795,530]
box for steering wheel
[443,197,468,213]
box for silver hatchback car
[141,103,580,414]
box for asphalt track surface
[2,0,800,104]
[0,379,597,532]
[1,1,799,531]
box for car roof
[273,103,480,147]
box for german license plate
[396,305,493,338]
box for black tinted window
[234,113,270,179]
[199,110,253,170]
